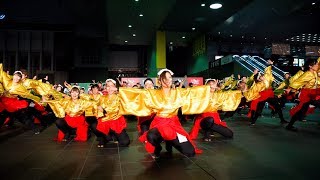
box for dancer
[189,79,241,141]
[92,79,130,147]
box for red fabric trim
[96,116,127,135]
[1,97,28,112]
[140,116,202,154]
[65,115,88,141]
[4,117,11,125]
[290,88,319,116]
[189,112,227,140]
[137,114,155,134]
[34,103,46,112]
[34,117,41,124]
[248,89,274,117]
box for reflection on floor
[0,106,319,180]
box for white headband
[71,85,80,90]
[13,71,23,75]
[106,79,116,85]
[237,80,242,86]
[205,78,216,85]
[257,72,262,80]
[157,68,174,76]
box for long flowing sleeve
[181,86,211,114]
[289,70,304,84]
[263,65,274,89]
[182,88,241,114]
[118,88,152,117]
[243,82,265,102]
[47,99,68,118]
[274,79,289,96]
[22,78,63,100]
[219,90,242,111]
[289,71,317,90]
[276,80,287,90]
[49,98,97,118]
[246,73,255,88]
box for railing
[247,56,284,84]
[252,56,286,79]
[233,55,281,84]
[232,55,258,74]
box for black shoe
[249,122,255,126]
[280,120,289,124]
[286,126,298,132]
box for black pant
[0,110,9,127]
[55,118,74,139]
[200,117,233,138]
[288,99,320,128]
[90,122,130,147]
[251,97,286,124]
[139,119,152,135]
[146,128,195,157]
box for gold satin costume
[119,86,242,118]
[97,93,122,122]
[81,93,103,116]
[243,66,274,102]
[0,66,41,103]
[48,98,97,118]
[289,71,318,90]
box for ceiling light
[286,39,289,41]
[242,36,244,38]
[230,34,233,37]
[253,37,255,39]
[265,37,267,39]
[210,3,222,9]
[201,3,205,7]
[133,34,136,37]
[0,14,5,20]
[312,2,315,5]
[182,36,186,39]
[128,25,132,28]
[218,32,221,34]
[192,27,195,30]
[170,42,173,45]
[139,14,143,17]
[124,40,128,43]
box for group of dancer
[0,54,319,159]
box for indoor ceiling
[107,0,320,46]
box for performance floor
[0,106,319,180]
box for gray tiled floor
[0,107,320,180]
